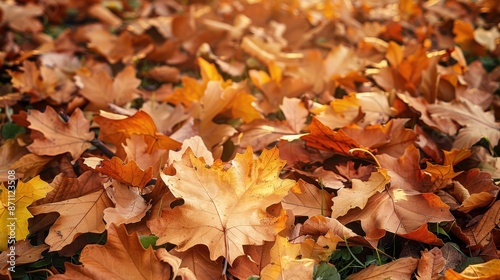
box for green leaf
[139,235,159,249]
[1,122,26,139]
[313,262,341,280]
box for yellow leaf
[260,236,315,280]
[445,259,500,280]
[0,176,52,251]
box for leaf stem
[344,235,365,269]
[349,148,382,168]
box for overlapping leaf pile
[0,0,499,279]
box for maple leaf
[77,65,141,110]
[94,110,181,158]
[29,189,113,251]
[89,157,153,190]
[301,117,369,158]
[260,236,315,280]
[8,60,76,104]
[147,147,296,264]
[27,106,95,160]
[0,176,52,251]
[337,146,455,246]
[282,179,333,217]
[427,99,500,149]
[331,169,391,218]
[50,224,176,280]
[0,2,43,33]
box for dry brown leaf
[348,257,419,280]
[103,181,151,227]
[27,106,94,160]
[444,259,500,280]
[148,147,296,264]
[417,247,446,280]
[29,190,113,251]
[282,179,333,217]
[77,65,141,110]
[50,224,172,280]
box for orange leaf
[301,117,367,157]
[94,157,153,189]
[94,110,181,158]
[444,259,500,280]
[27,106,94,160]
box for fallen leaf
[0,176,52,251]
[92,157,153,189]
[260,235,315,280]
[444,259,500,280]
[103,181,151,227]
[29,189,113,251]
[417,247,446,280]
[348,257,418,280]
[50,224,172,280]
[77,65,141,110]
[27,106,94,160]
[282,179,333,217]
[148,147,296,264]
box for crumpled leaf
[91,157,153,189]
[416,247,446,280]
[148,147,296,264]
[27,106,94,160]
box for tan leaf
[428,99,500,149]
[331,169,390,218]
[103,181,151,227]
[348,257,419,280]
[27,106,94,160]
[260,236,314,280]
[282,179,333,217]
[77,65,141,110]
[29,190,113,251]
[148,147,296,264]
[417,247,446,280]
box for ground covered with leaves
[0,0,499,279]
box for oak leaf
[27,106,94,160]
[29,189,113,251]
[49,224,174,280]
[77,65,141,110]
[0,176,52,251]
[147,147,296,264]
